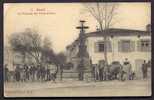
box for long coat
[123,63,132,80]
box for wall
[87,35,151,71]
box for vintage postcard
[4,3,151,97]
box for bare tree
[43,37,52,50]
[41,37,53,64]
[9,28,42,64]
[84,3,118,65]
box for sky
[4,3,151,53]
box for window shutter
[131,41,135,52]
[94,42,98,52]
[137,40,141,51]
[118,41,121,52]
[146,40,151,52]
[149,40,151,52]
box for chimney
[146,24,151,32]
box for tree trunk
[100,23,108,66]
[104,36,108,66]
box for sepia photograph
[3,2,151,97]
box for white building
[4,46,37,71]
[66,25,151,78]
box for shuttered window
[121,40,131,52]
[118,40,135,52]
[99,43,105,52]
[137,39,151,52]
[94,41,112,52]
[130,41,135,51]
[97,42,105,52]
[137,40,141,51]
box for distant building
[4,46,37,71]
[4,46,14,71]
[66,24,151,79]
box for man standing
[4,64,9,82]
[92,64,96,81]
[95,64,100,81]
[142,60,148,79]
[49,63,57,82]
[15,65,20,82]
[103,64,109,81]
[123,58,132,80]
[99,60,107,81]
[99,61,104,81]
[46,64,50,81]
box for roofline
[66,28,151,49]
[85,29,150,37]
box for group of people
[92,58,149,82]
[4,63,57,82]
[4,59,150,82]
[92,60,108,81]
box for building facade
[66,25,151,79]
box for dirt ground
[4,79,151,97]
